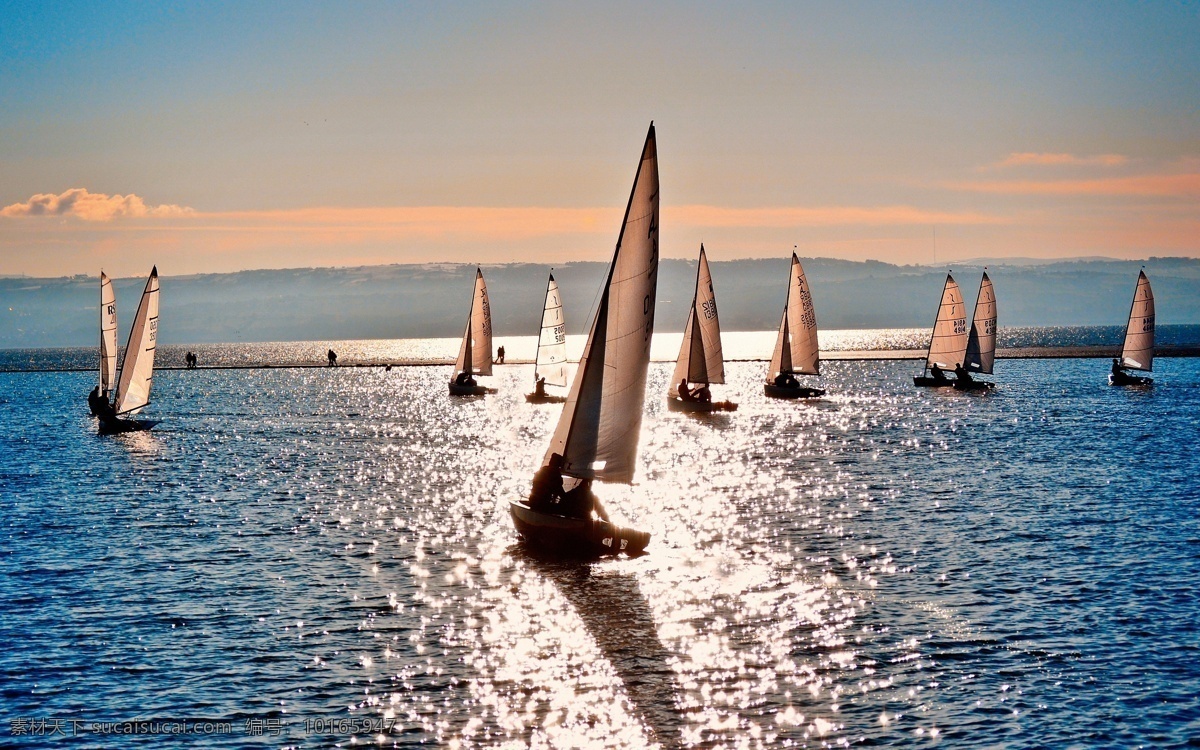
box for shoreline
[3,345,1197,373]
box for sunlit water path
[2,355,1198,747]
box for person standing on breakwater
[327,349,338,367]
[496,345,505,364]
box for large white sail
[453,268,493,378]
[1120,270,1155,371]
[766,253,819,382]
[534,273,568,387]
[964,272,997,374]
[114,267,159,415]
[924,273,968,371]
[670,245,725,388]
[99,271,118,393]
[544,123,659,484]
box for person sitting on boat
[560,478,611,523]
[693,384,712,403]
[534,376,546,397]
[677,378,695,402]
[528,453,566,512]
[954,363,973,385]
[87,386,107,417]
[90,389,117,421]
[455,370,477,387]
[930,363,949,382]
[774,372,800,389]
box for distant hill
[2,257,1198,348]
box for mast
[923,273,967,372]
[114,267,159,415]
[671,245,724,388]
[534,273,568,387]
[766,253,818,382]
[453,268,492,377]
[1120,270,1155,371]
[543,122,659,484]
[99,272,118,393]
[964,271,997,375]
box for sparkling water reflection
[1,356,1198,747]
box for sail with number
[1119,270,1154,371]
[453,268,493,378]
[964,272,997,374]
[670,245,724,388]
[766,253,819,382]
[99,272,118,393]
[114,267,160,415]
[534,273,568,387]
[924,273,968,371]
[543,122,659,484]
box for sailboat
[764,253,824,399]
[98,267,161,434]
[1109,270,1154,386]
[668,245,736,411]
[956,271,997,391]
[88,272,119,416]
[448,267,495,396]
[509,122,659,557]
[913,273,968,387]
[525,272,569,404]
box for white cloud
[1,188,193,221]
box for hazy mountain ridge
[2,257,1197,348]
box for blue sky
[2,1,1197,276]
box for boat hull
[913,376,955,388]
[1109,373,1153,387]
[667,397,737,412]
[953,379,995,392]
[764,383,824,399]
[525,391,568,404]
[508,500,650,558]
[449,382,494,396]
[98,417,160,435]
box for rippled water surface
[2,354,1199,747]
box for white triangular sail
[114,267,159,415]
[534,273,568,387]
[544,123,659,484]
[964,272,997,374]
[924,273,968,371]
[1120,270,1154,371]
[99,272,118,393]
[766,253,819,382]
[670,245,725,388]
[453,268,493,378]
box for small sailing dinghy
[764,253,824,399]
[88,271,119,416]
[956,272,997,392]
[668,245,737,412]
[1109,270,1154,387]
[98,267,161,434]
[509,122,659,558]
[914,273,969,388]
[525,272,569,404]
[449,267,496,396]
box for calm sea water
[4,325,1200,371]
[2,337,1198,747]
